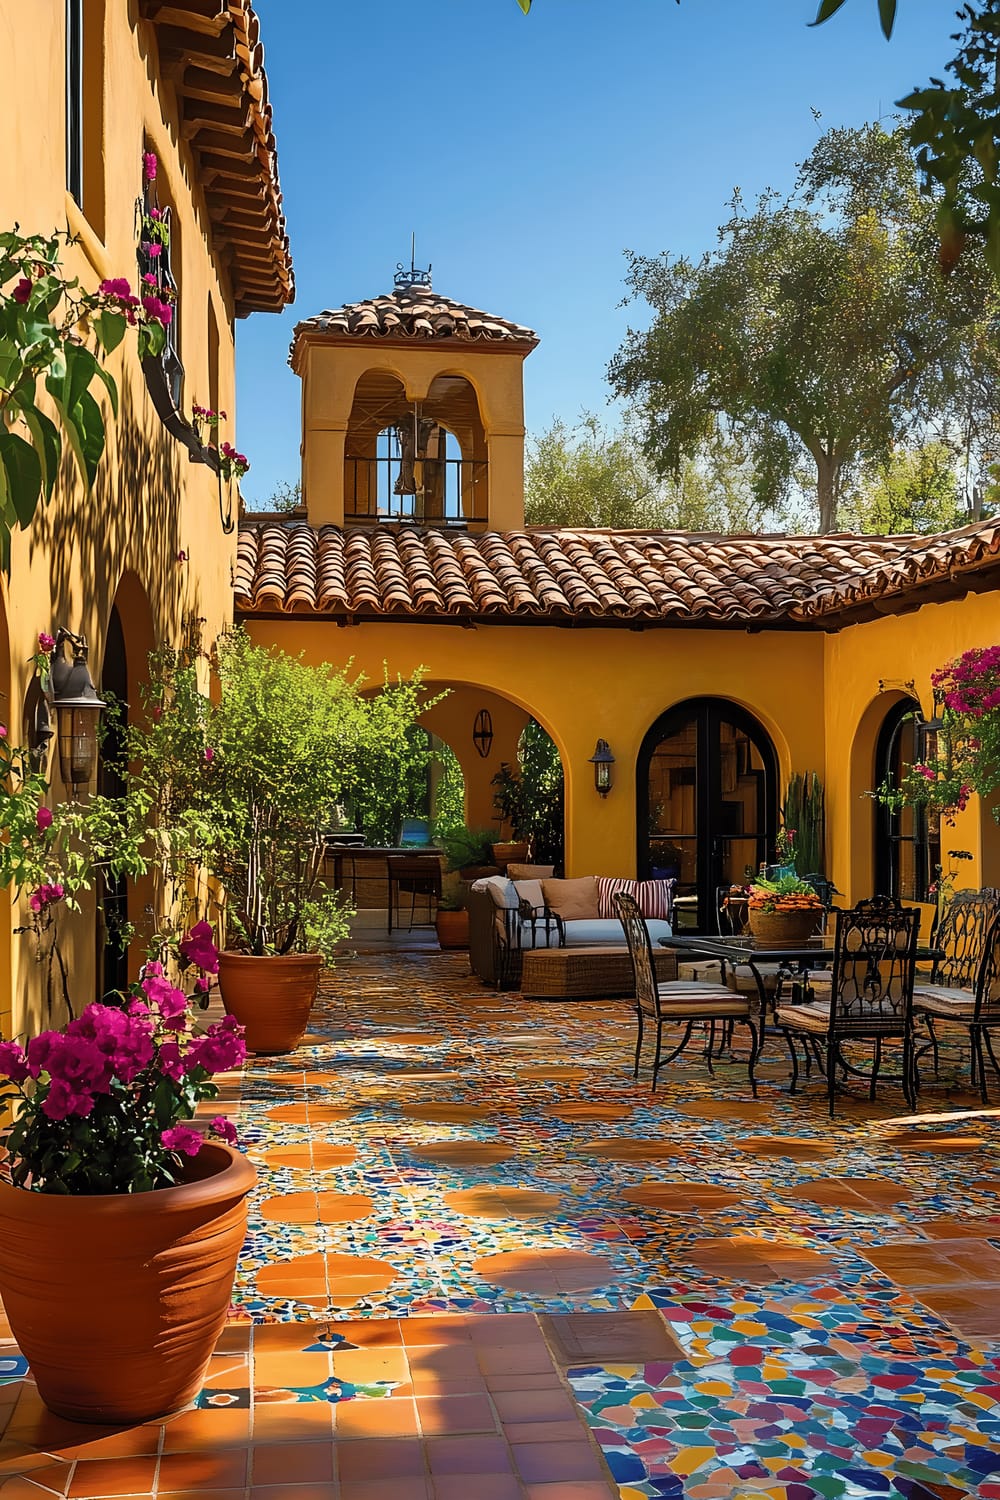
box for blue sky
[237,0,958,506]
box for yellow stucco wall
[1,0,247,1036]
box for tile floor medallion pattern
[0,952,998,1498]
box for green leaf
[878,0,896,39]
[139,320,167,360]
[516,0,531,10]
[61,387,106,490]
[93,310,127,355]
[0,428,43,528]
[21,406,61,505]
[810,0,849,25]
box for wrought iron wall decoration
[473,709,494,759]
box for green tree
[492,719,564,868]
[843,443,966,534]
[525,413,789,532]
[610,124,1000,533]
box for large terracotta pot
[218,951,321,1054]
[748,906,821,947]
[435,909,469,950]
[0,1142,254,1424]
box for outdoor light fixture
[589,738,615,797]
[473,708,494,759]
[48,629,106,797]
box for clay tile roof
[234,517,1000,629]
[143,0,293,314]
[289,285,538,370]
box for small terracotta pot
[490,841,530,872]
[218,951,322,1054]
[748,907,821,947]
[0,1142,254,1424]
[435,909,469,949]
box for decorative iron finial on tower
[394,233,432,292]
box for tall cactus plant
[783,772,824,877]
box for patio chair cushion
[541,877,600,921]
[508,863,555,881]
[678,959,724,983]
[656,996,751,1018]
[912,985,976,1018]
[563,918,672,946]
[775,1003,831,1033]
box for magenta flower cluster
[0,923,246,1190]
[931,645,1000,719]
[28,882,63,914]
[220,441,250,477]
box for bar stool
[386,855,441,933]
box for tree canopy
[609,124,1000,533]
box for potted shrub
[747,873,824,946]
[0,925,252,1425]
[128,630,431,1053]
[435,883,469,949]
[436,824,498,881]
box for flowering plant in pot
[0,923,254,1425]
[126,629,432,1052]
[747,873,823,945]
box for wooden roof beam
[181,97,251,137]
[140,0,227,37]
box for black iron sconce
[33,630,106,797]
[473,709,494,759]
[589,738,615,797]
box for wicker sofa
[468,874,674,989]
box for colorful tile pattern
[0,951,999,1498]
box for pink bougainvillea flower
[99,277,132,299]
[0,1041,30,1084]
[12,278,32,304]
[187,1015,246,1074]
[209,1115,238,1146]
[195,976,211,994]
[180,920,220,974]
[28,882,64,914]
[143,242,162,259]
[161,1125,203,1157]
[141,293,172,325]
[0,725,8,740]
[203,746,215,764]
[41,1078,97,1121]
[141,972,188,1025]
[37,632,56,653]
[36,806,53,831]
[143,150,158,181]
[157,1040,187,1082]
[177,550,188,563]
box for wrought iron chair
[776,902,920,1116]
[917,888,1000,1080]
[614,891,760,1095]
[912,889,1000,1094]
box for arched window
[874,698,940,902]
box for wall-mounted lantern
[589,738,615,797]
[48,630,106,798]
[473,708,494,759]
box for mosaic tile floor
[1,951,1000,1498]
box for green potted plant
[747,872,824,945]
[435,880,469,949]
[128,630,430,1053]
[436,824,497,881]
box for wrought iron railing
[345,456,488,527]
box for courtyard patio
[1,952,999,1500]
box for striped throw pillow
[597,877,675,922]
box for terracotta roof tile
[234,518,1000,629]
[289,285,537,370]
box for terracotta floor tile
[214,1324,252,1355]
[330,1348,410,1385]
[261,1145,357,1171]
[475,1344,559,1378]
[484,1373,564,1393]
[491,1388,578,1424]
[327,1320,404,1348]
[0,1460,73,1495]
[339,1480,430,1500]
[415,1394,497,1436]
[540,1310,683,1365]
[432,1476,523,1500]
[621,1182,741,1212]
[159,1407,250,1451]
[424,1436,513,1476]
[159,1492,246,1500]
[335,1438,425,1480]
[156,1449,249,1492]
[444,1187,564,1218]
[259,1190,375,1224]
[464,1314,541,1342]
[473,1250,616,1295]
[251,1441,335,1486]
[252,1322,325,1352]
[334,1398,418,1439]
[248,1487,339,1500]
[250,1403,333,1442]
[408,1144,514,1168]
[505,1419,592,1444]
[253,1351,332,1388]
[512,1440,606,1484]
[403,1346,480,1381]
[67,1456,158,1497]
[47,1424,162,1461]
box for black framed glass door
[638,698,778,932]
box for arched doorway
[638,698,778,932]
[874,698,939,902]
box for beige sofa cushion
[508,863,555,881]
[541,876,600,921]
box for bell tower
[289,263,538,532]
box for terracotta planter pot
[0,1142,254,1424]
[491,841,530,872]
[435,909,469,949]
[218,951,322,1054]
[748,906,821,947]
